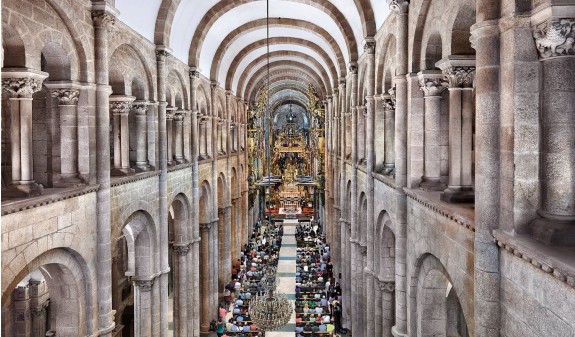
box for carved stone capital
[436,56,476,88]
[360,246,367,256]
[173,244,190,256]
[2,74,46,98]
[51,88,80,105]
[189,68,201,80]
[382,94,395,110]
[92,11,116,28]
[390,0,409,14]
[444,66,476,88]
[174,111,185,122]
[363,38,376,54]
[131,101,149,115]
[348,63,358,74]
[156,49,171,62]
[533,18,575,59]
[109,96,135,115]
[210,81,219,92]
[134,279,154,292]
[378,280,395,292]
[200,223,211,232]
[418,72,448,97]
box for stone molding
[2,69,48,98]
[533,18,575,59]
[134,279,154,292]
[131,100,149,115]
[110,170,161,187]
[418,71,449,97]
[494,231,575,288]
[403,188,475,232]
[1,184,100,216]
[50,88,80,105]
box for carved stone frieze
[51,88,80,105]
[533,18,575,59]
[2,77,44,98]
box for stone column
[216,117,224,155]
[166,106,176,166]
[357,106,366,164]
[110,95,136,176]
[134,279,154,337]
[437,57,476,203]
[174,244,189,337]
[471,3,501,334]
[528,18,575,244]
[188,68,201,337]
[348,62,360,336]
[131,100,151,172]
[1,70,48,197]
[199,223,211,332]
[379,280,395,337]
[155,47,171,337]
[12,286,31,336]
[418,71,448,190]
[364,36,376,337]
[210,220,220,323]
[383,91,396,175]
[44,85,85,186]
[174,110,187,164]
[224,205,232,282]
[390,2,409,337]
[91,7,116,336]
[199,116,208,159]
[218,207,227,292]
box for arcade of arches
[1,0,575,336]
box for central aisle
[267,219,299,337]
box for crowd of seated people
[294,223,344,336]
[216,220,284,337]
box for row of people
[294,224,336,337]
[216,221,284,337]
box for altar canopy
[248,84,325,220]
